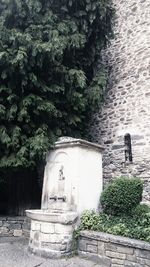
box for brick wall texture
[90,0,150,201]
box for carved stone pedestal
[26,210,78,258]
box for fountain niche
[26,137,104,258]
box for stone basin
[26,209,78,224]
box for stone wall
[78,230,150,267]
[0,216,31,237]
[90,0,150,200]
[28,217,77,258]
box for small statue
[59,165,65,180]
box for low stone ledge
[80,230,150,251]
[0,216,31,237]
[78,231,150,267]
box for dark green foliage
[77,178,148,242]
[131,203,150,218]
[78,209,150,242]
[0,0,114,168]
[100,177,143,215]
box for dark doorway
[0,168,42,216]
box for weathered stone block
[86,239,98,246]
[132,135,144,141]
[40,232,50,242]
[23,229,30,238]
[33,231,40,241]
[0,226,9,233]
[41,233,61,243]
[135,249,150,260]
[112,145,124,150]
[41,223,55,234]
[78,239,87,251]
[105,251,126,260]
[124,260,142,267]
[126,254,137,262]
[8,217,24,222]
[13,230,23,237]
[112,258,125,265]
[22,222,31,231]
[66,240,73,252]
[105,242,117,252]
[98,241,105,256]
[41,242,66,252]
[31,221,38,231]
[3,222,10,227]
[86,244,98,254]
[117,245,134,255]
[55,224,72,234]
[9,223,21,230]
[30,230,35,239]
[137,257,150,266]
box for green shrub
[132,204,150,218]
[100,177,143,215]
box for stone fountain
[26,137,104,258]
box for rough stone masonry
[90,0,150,201]
[78,231,150,267]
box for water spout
[49,196,66,202]
[49,196,57,201]
[57,196,66,202]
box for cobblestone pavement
[0,237,101,267]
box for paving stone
[0,237,104,267]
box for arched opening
[124,133,132,163]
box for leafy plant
[100,177,143,215]
[78,208,150,242]
[0,0,114,169]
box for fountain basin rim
[26,209,78,224]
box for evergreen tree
[0,0,113,168]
